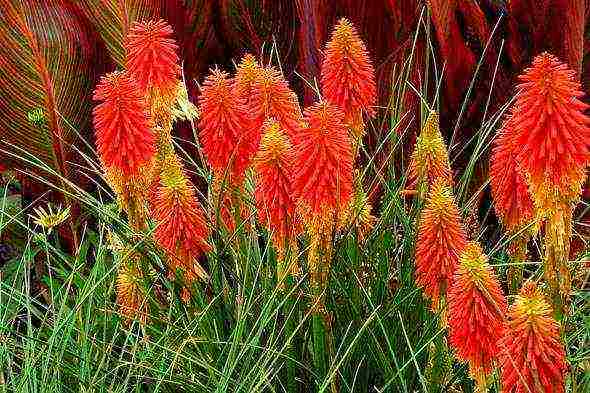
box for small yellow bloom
[32,204,70,232]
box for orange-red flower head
[93,71,155,176]
[250,66,304,142]
[254,119,300,242]
[490,118,535,232]
[408,111,453,190]
[125,19,180,94]
[415,180,467,310]
[292,102,353,216]
[499,281,567,393]
[509,53,590,209]
[152,154,210,282]
[198,69,255,182]
[321,18,377,124]
[448,242,508,377]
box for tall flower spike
[152,153,210,283]
[321,18,377,139]
[448,242,508,384]
[292,101,354,218]
[510,52,590,211]
[507,53,590,309]
[407,111,453,192]
[250,66,304,142]
[254,119,301,280]
[125,19,180,95]
[490,117,535,232]
[254,119,300,244]
[198,69,254,183]
[499,282,567,393]
[116,259,148,326]
[109,233,149,325]
[415,179,467,311]
[93,71,155,176]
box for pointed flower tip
[235,53,263,98]
[500,280,567,393]
[93,71,155,176]
[125,19,180,93]
[321,17,376,121]
[409,111,453,188]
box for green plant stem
[284,278,297,393]
[312,312,328,389]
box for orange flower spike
[124,19,180,95]
[408,111,453,190]
[490,118,535,232]
[251,67,304,141]
[93,71,155,176]
[234,54,263,100]
[415,180,467,310]
[116,260,148,325]
[321,18,377,134]
[198,69,254,182]
[448,242,508,379]
[254,119,300,242]
[499,282,567,393]
[292,102,354,216]
[511,53,590,208]
[152,154,210,279]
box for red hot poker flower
[321,18,376,136]
[250,66,304,142]
[254,119,300,244]
[448,242,508,379]
[124,19,180,95]
[510,53,590,210]
[116,260,148,325]
[490,116,535,232]
[198,69,254,183]
[292,102,353,217]
[152,154,210,282]
[415,179,467,310]
[499,281,567,393]
[93,71,155,176]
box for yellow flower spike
[109,232,150,326]
[116,255,149,326]
[407,111,453,196]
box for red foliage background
[0,1,588,211]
